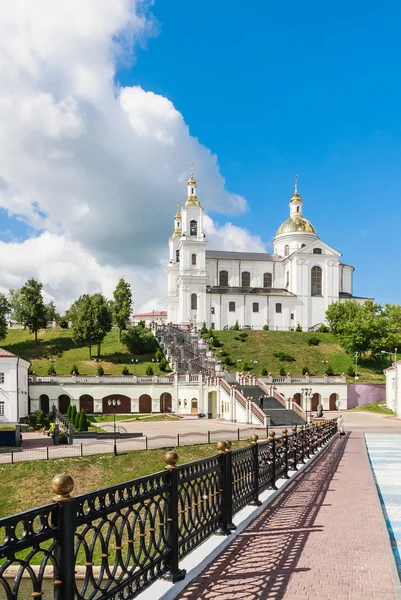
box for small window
[311,266,322,296]
[176,249,180,263]
[178,400,181,406]
[190,220,197,236]
[211,322,215,329]
[286,272,289,287]
[275,303,282,313]
[191,253,196,265]
[253,302,259,313]
[229,302,236,312]
[291,313,294,320]
[241,271,250,286]
[263,273,272,288]
[301,244,306,248]
[284,245,290,257]
[0,373,4,384]
[191,294,197,310]
[211,307,215,314]
[219,270,229,286]
[313,248,322,254]
[0,401,4,416]
[296,206,299,213]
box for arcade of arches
[292,392,339,411]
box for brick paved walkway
[177,432,397,600]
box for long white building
[166,173,369,330]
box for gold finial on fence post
[224,440,232,451]
[165,450,179,469]
[52,474,74,502]
[282,429,288,437]
[269,431,276,440]
[250,434,258,444]
[217,441,227,454]
[292,425,297,433]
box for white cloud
[0,0,265,311]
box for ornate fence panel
[177,455,223,558]
[0,421,338,599]
[232,446,255,515]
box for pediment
[293,239,341,258]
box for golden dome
[276,215,317,236]
[290,191,302,203]
[171,228,182,239]
[188,175,196,185]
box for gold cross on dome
[294,174,299,193]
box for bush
[97,365,104,376]
[47,364,56,376]
[307,336,320,346]
[273,351,295,362]
[261,367,268,376]
[279,367,287,376]
[200,323,208,335]
[59,316,69,329]
[302,366,309,375]
[263,324,269,331]
[295,323,302,332]
[59,431,68,444]
[30,410,51,430]
[238,332,248,339]
[318,324,329,333]
[347,365,356,377]
[224,356,235,367]
[211,337,222,348]
[122,366,130,375]
[155,348,164,362]
[70,364,79,375]
[325,365,334,376]
[233,320,240,331]
[67,405,73,421]
[70,405,78,427]
[159,358,169,371]
[145,365,154,376]
[77,409,89,432]
[242,361,251,371]
[220,350,229,357]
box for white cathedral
[166,172,368,331]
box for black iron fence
[0,421,337,599]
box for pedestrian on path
[337,413,345,435]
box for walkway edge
[364,434,401,599]
[139,433,339,600]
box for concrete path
[366,433,401,579]
[177,432,398,600]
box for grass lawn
[2,327,171,376]
[350,402,395,414]
[211,330,388,383]
[0,442,248,518]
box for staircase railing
[257,380,287,408]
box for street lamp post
[354,352,359,380]
[381,348,398,363]
[301,387,313,424]
[108,398,121,457]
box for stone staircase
[238,385,305,427]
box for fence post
[80,443,83,457]
[237,428,240,441]
[52,474,76,600]
[224,440,236,529]
[282,430,290,479]
[11,451,14,464]
[216,442,231,536]
[291,426,298,471]
[47,446,49,460]
[304,425,311,459]
[208,430,211,444]
[145,436,148,451]
[269,432,278,490]
[163,451,186,582]
[250,435,262,506]
[177,433,180,447]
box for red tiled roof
[0,348,17,358]
[134,311,167,317]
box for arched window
[286,271,289,287]
[311,266,322,296]
[219,271,228,286]
[284,245,290,257]
[191,294,197,310]
[190,220,197,236]
[176,249,180,263]
[313,248,322,254]
[241,271,250,287]
[191,253,196,265]
[263,273,272,288]
[301,244,306,248]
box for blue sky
[117,0,401,304]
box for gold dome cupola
[185,162,201,207]
[275,175,317,237]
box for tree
[14,279,48,343]
[145,365,154,376]
[0,293,10,341]
[112,278,133,341]
[70,405,77,427]
[382,304,401,352]
[78,409,89,432]
[45,301,60,323]
[8,289,25,324]
[122,324,158,355]
[69,293,113,358]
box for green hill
[212,330,387,383]
[1,327,164,376]
[0,327,387,382]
